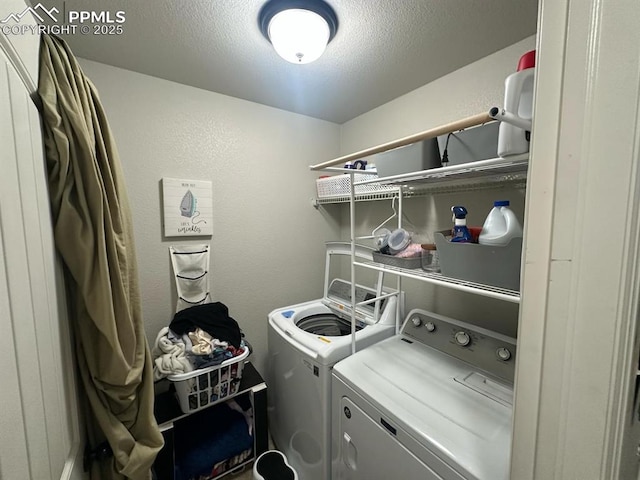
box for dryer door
[336,397,450,480]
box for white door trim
[512,0,640,478]
[0,37,86,480]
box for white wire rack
[357,155,528,185]
[311,112,528,350]
[315,155,528,204]
[354,260,520,303]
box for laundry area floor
[228,466,253,480]
[227,435,276,480]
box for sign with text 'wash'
[162,178,213,237]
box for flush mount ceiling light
[259,0,338,64]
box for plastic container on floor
[253,450,298,480]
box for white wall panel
[513,0,640,478]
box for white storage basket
[167,348,249,414]
[316,173,396,199]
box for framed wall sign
[162,177,213,237]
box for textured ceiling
[32,0,538,123]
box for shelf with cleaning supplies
[311,110,527,305]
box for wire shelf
[354,260,520,304]
[315,150,527,304]
[315,156,528,204]
[356,155,529,186]
[315,176,526,204]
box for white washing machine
[267,242,401,480]
[332,309,517,480]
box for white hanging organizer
[170,244,211,312]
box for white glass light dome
[268,9,330,64]
[259,0,338,65]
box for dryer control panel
[402,309,517,384]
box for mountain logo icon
[1,3,59,24]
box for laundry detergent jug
[497,50,535,157]
[478,200,523,246]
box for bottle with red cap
[497,50,536,157]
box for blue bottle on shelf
[451,206,473,243]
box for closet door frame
[0,39,85,480]
[513,0,640,478]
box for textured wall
[336,36,537,336]
[79,59,341,375]
[77,35,536,375]
[340,36,537,152]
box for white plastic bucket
[253,450,298,480]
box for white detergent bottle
[478,200,523,246]
[497,50,536,157]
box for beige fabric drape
[37,34,163,479]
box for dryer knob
[496,347,512,361]
[411,317,422,327]
[425,321,436,332]
[454,331,471,347]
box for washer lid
[333,335,513,480]
[268,302,394,366]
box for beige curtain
[37,35,163,479]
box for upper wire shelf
[315,155,528,204]
[356,154,529,186]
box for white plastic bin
[167,348,249,414]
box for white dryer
[332,309,517,480]
[267,242,401,480]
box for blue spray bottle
[451,206,473,243]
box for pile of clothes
[153,302,247,380]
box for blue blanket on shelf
[174,401,253,480]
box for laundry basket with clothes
[152,302,251,413]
